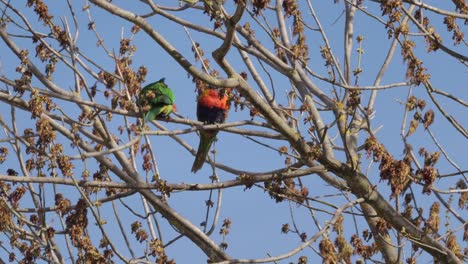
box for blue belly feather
[197,104,227,124]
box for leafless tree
[0,0,466,263]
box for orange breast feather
[198,89,229,110]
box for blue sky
[0,1,466,263]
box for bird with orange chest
[191,86,231,173]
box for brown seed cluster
[149,238,174,263]
[422,109,434,129]
[331,216,353,263]
[320,46,334,67]
[264,176,309,203]
[405,96,435,136]
[66,199,89,244]
[406,96,426,111]
[456,180,468,209]
[55,193,72,215]
[238,173,255,189]
[400,40,430,85]
[350,234,378,259]
[424,202,440,234]
[117,57,146,101]
[0,147,8,163]
[59,198,110,263]
[415,148,440,194]
[375,217,392,235]
[297,256,307,264]
[282,0,298,16]
[56,154,74,177]
[36,117,56,147]
[347,90,361,110]
[154,179,173,197]
[28,90,55,119]
[0,198,13,232]
[335,235,353,263]
[272,28,288,63]
[319,238,338,264]
[95,33,146,113]
[119,38,135,56]
[219,218,232,236]
[202,1,224,30]
[142,152,153,172]
[446,233,463,260]
[243,22,254,36]
[35,42,51,62]
[286,1,308,62]
[98,71,117,89]
[414,10,443,53]
[9,186,26,209]
[51,25,70,49]
[26,0,53,24]
[14,50,32,96]
[445,15,465,45]
[380,0,403,37]
[365,137,412,198]
[379,2,435,85]
[251,0,271,16]
[131,221,148,242]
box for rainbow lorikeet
[139,78,176,121]
[191,87,230,173]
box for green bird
[139,78,176,121]
[191,87,230,173]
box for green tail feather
[144,107,162,122]
[191,131,218,173]
[144,105,173,122]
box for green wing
[140,78,175,106]
[139,78,175,120]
